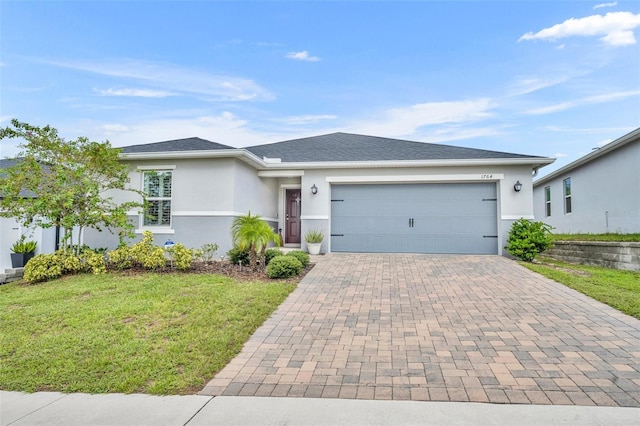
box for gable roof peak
[120,137,233,154]
[246,132,545,162]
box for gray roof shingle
[246,132,544,162]
[120,137,233,153]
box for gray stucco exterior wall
[533,141,640,234]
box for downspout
[532,167,540,178]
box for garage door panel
[331,183,498,254]
[331,216,413,235]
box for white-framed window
[142,170,172,226]
[545,186,551,217]
[563,177,572,214]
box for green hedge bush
[23,253,63,283]
[108,246,133,270]
[130,231,166,269]
[267,256,303,279]
[286,250,309,267]
[168,243,193,271]
[264,248,283,265]
[506,218,553,262]
[227,246,250,266]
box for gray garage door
[331,183,498,254]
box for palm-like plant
[231,212,281,270]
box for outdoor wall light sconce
[514,180,523,192]
[311,184,318,195]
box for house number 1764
[480,174,493,179]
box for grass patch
[0,273,295,395]
[551,233,640,242]
[522,257,640,320]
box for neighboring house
[533,128,640,234]
[0,159,57,273]
[79,132,553,256]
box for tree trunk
[76,226,84,255]
[249,244,258,270]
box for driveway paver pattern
[201,254,640,406]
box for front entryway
[285,189,301,244]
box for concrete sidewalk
[2,391,639,426]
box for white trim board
[501,215,534,220]
[172,211,277,222]
[300,215,329,220]
[135,228,175,235]
[136,165,176,170]
[325,174,504,183]
[258,170,304,177]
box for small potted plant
[305,229,324,255]
[10,235,37,268]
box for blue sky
[1,1,639,177]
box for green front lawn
[522,258,640,320]
[551,233,640,242]
[0,273,295,394]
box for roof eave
[533,127,640,187]
[262,157,556,170]
[119,149,267,169]
[119,150,555,171]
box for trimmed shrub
[79,250,107,275]
[227,246,250,266]
[130,231,166,269]
[198,243,219,262]
[265,248,283,265]
[286,250,309,267]
[267,256,303,279]
[23,253,63,283]
[108,246,133,270]
[506,218,553,262]
[55,250,83,274]
[170,243,193,271]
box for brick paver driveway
[201,254,640,406]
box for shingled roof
[246,132,544,162]
[120,137,233,153]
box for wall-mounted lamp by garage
[513,181,523,192]
[311,184,318,195]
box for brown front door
[285,189,301,244]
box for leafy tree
[506,218,553,262]
[0,119,143,254]
[231,212,281,270]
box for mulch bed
[116,260,314,283]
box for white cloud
[409,126,504,144]
[348,99,496,137]
[524,90,640,115]
[47,59,274,101]
[89,112,307,149]
[554,152,568,158]
[101,124,130,133]
[555,44,566,50]
[278,114,337,125]
[96,88,175,98]
[542,125,635,133]
[519,12,640,46]
[594,2,617,10]
[597,138,614,147]
[509,76,571,96]
[285,51,321,62]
